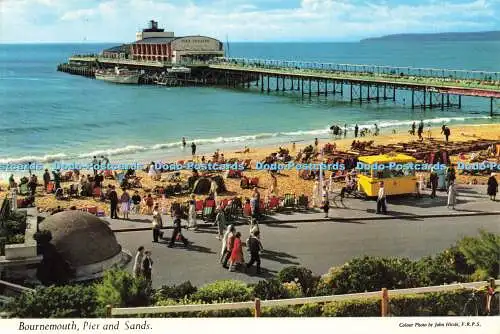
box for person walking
[191,142,197,156]
[221,225,235,268]
[445,165,456,190]
[322,185,329,218]
[109,186,119,219]
[141,250,153,285]
[487,173,498,201]
[132,246,145,278]
[429,169,438,198]
[43,169,51,192]
[269,172,278,195]
[91,156,98,176]
[411,122,416,136]
[447,181,456,209]
[228,232,244,272]
[120,189,130,220]
[152,204,163,243]
[376,181,387,214]
[182,137,186,149]
[187,194,197,230]
[131,191,141,214]
[444,126,451,142]
[354,124,359,138]
[215,207,226,240]
[417,120,424,140]
[246,230,263,274]
[168,215,188,248]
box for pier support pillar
[282,76,285,91]
[429,92,433,109]
[350,84,353,103]
[411,90,415,109]
[332,81,336,95]
[383,85,387,100]
[392,87,396,102]
[441,94,444,111]
[267,76,270,93]
[458,95,462,109]
[309,79,312,97]
[340,82,343,96]
[423,90,427,109]
[359,84,362,105]
[376,86,380,102]
[324,79,328,97]
[276,76,279,92]
[447,94,450,107]
[367,85,370,101]
[261,75,264,92]
[291,77,294,90]
[301,78,304,97]
[317,80,320,96]
[490,97,494,117]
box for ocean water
[0,41,499,173]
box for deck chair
[297,195,309,210]
[243,203,252,217]
[195,200,204,217]
[104,170,114,179]
[281,193,296,209]
[249,177,259,187]
[19,183,29,196]
[224,202,239,221]
[202,202,216,221]
[267,196,280,212]
[259,199,267,215]
[92,187,102,200]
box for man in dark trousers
[168,215,188,248]
[444,126,451,142]
[141,250,153,285]
[429,169,438,198]
[109,186,119,219]
[43,169,51,192]
[354,124,359,138]
[191,142,196,156]
[417,120,424,140]
[246,231,263,274]
[52,170,61,190]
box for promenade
[108,185,499,287]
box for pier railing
[216,57,500,82]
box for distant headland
[361,31,500,42]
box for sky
[0,0,499,43]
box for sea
[0,41,499,178]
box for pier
[58,56,500,116]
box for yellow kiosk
[357,153,418,197]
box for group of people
[132,246,154,284]
[410,121,452,142]
[182,137,197,156]
[220,223,263,274]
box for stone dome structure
[39,211,130,280]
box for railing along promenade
[210,58,500,94]
[108,280,500,317]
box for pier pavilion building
[103,20,224,64]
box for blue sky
[0,0,499,42]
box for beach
[1,123,498,215]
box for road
[115,215,499,288]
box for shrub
[5,285,99,318]
[322,298,380,316]
[5,234,24,244]
[282,282,304,298]
[328,256,416,294]
[190,280,252,303]
[412,255,460,286]
[277,266,318,296]
[458,229,500,278]
[95,269,150,310]
[253,279,291,300]
[441,246,475,276]
[153,281,197,302]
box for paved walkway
[105,185,499,232]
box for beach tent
[192,178,212,195]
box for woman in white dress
[120,189,130,220]
[187,194,197,230]
[312,179,321,208]
[447,181,456,209]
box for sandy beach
[1,123,499,215]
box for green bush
[5,234,24,244]
[458,229,500,278]
[412,255,460,286]
[153,281,197,302]
[253,279,291,300]
[322,298,380,317]
[95,269,150,310]
[277,266,318,296]
[328,256,417,294]
[149,298,253,318]
[190,280,253,303]
[5,285,99,318]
